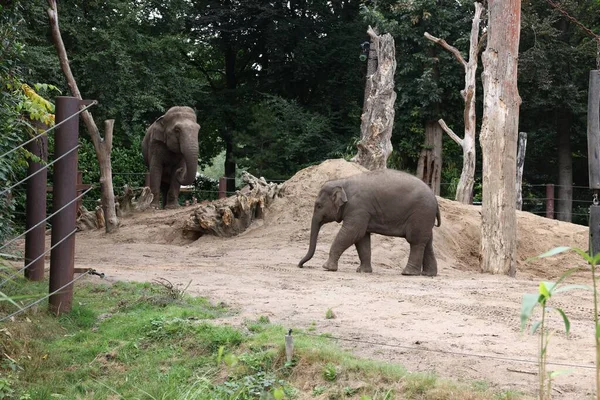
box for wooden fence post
[218,177,227,199]
[588,70,600,256]
[546,184,555,219]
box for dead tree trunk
[47,0,119,233]
[416,120,442,195]
[425,1,484,204]
[352,26,396,171]
[516,132,527,210]
[479,0,522,276]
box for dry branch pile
[183,171,283,239]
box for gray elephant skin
[142,106,200,209]
[298,169,441,276]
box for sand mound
[264,159,588,278]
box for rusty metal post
[49,96,80,315]
[546,184,555,219]
[24,135,48,281]
[218,177,227,199]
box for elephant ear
[331,186,348,211]
[149,115,166,142]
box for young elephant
[298,169,441,276]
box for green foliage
[325,308,336,320]
[322,363,338,382]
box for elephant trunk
[298,217,322,268]
[177,135,199,186]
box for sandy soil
[66,160,595,398]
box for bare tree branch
[424,32,467,69]
[438,119,463,146]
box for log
[76,206,97,231]
[183,172,283,239]
[135,187,154,211]
[516,132,527,210]
[352,26,396,171]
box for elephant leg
[355,233,372,273]
[401,242,425,276]
[149,161,163,208]
[165,177,181,209]
[160,183,169,209]
[323,221,366,272]
[422,237,437,277]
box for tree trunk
[516,132,527,210]
[479,0,522,276]
[416,120,442,195]
[353,26,396,171]
[225,136,236,193]
[47,0,119,233]
[556,109,572,222]
[424,2,483,204]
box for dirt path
[73,223,596,399]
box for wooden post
[285,330,294,363]
[49,96,79,315]
[24,135,48,281]
[218,177,227,199]
[516,132,527,210]
[588,70,600,256]
[588,70,600,189]
[546,184,555,219]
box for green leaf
[553,284,592,294]
[539,282,552,298]
[273,387,285,400]
[223,353,238,367]
[596,323,600,339]
[553,308,571,336]
[521,293,540,331]
[572,248,594,264]
[0,291,22,309]
[593,252,600,266]
[531,320,543,334]
[527,247,571,262]
[549,369,573,378]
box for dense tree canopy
[1,0,600,233]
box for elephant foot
[165,203,180,210]
[356,264,372,273]
[401,264,422,276]
[422,265,437,277]
[322,260,338,272]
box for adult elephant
[142,106,200,209]
[298,169,441,276]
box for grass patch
[1,279,531,399]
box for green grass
[0,279,532,399]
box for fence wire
[0,101,97,161]
[0,270,91,324]
[0,229,77,288]
[0,186,94,252]
[296,331,596,371]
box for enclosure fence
[0,96,100,318]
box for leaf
[223,353,238,367]
[521,293,540,331]
[531,320,543,334]
[526,246,571,262]
[273,387,285,400]
[549,369,573,378]
[596,323,600,339]
[553,308,571,336]
[593,252,600,266]
[553,284,592,294]
[572,248,594,264]
[539,281,552,298]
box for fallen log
[183,171,283,239]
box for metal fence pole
[49,96,80,315]
[546,184,555,219]
[24,134,48,281]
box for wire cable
[0,101,97,160]
[0,186,94,252]
[0,229,77,288]
[0,270,90,323]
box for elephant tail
[435,203,441,227]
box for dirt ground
[65,160,596,398]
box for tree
[424,1,484,203]
[479,0,522,276]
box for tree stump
[183,171,283,239]
[135,187,154,211]
[352,26,396,171]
